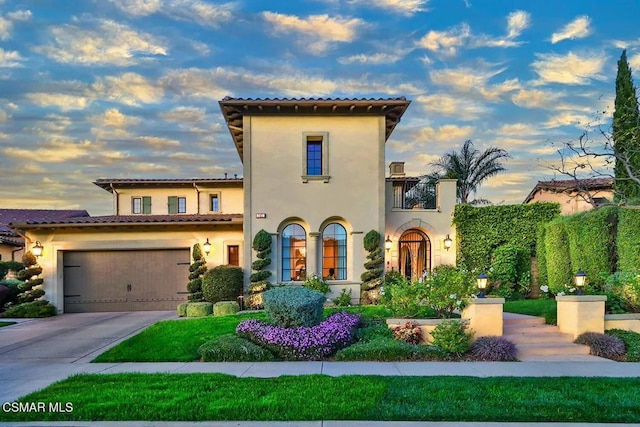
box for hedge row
[617,208,640,271]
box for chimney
[224,172,228,179]
[389,162,405,178]
[234,174,238,179]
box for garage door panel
[63,249,190,313]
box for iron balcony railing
[392,180,437,210]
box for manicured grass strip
[0,321,16,328]
[2,374,640,423]
[93,312,267,362]
[504,299,557,325]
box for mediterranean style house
[12,97,457,313]
[524,178,614,215]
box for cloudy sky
[1,0,639,215]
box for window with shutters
[168,196,187,214]
[132,196,152,214]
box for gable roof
[218,96,411,162]
[523,178,614,203]
[0,209,89,236]
[94,178,243,193]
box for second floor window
[132,196,151,214]
[168,196,186,214]
[306,139,322,176]
[210,194,219,212]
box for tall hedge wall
[536,225,548,288]
[544,218,572,292]
[452,203,561,271]
[618,208,640,271]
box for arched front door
[398,229,431,281]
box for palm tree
[428,139,510,204]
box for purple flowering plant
[236,311,360,360]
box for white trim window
[301,132,330,183]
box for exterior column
[308,232,320,279]
[461,298,505,338]
[556,295,607,339]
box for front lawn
[0,321,16,328]
[2,373,639,423]
[504,299,557,324]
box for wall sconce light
[203,238,211,256]
[32,241,44,257]
[385,235,392,251]
[443,234,452,251]
[574,269,586,295]
[476,272,488,298]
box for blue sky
[1,0,639,215]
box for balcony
[391,179,437,210]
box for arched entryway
[398,229,431,281]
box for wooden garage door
[63,249,190,312]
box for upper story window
[168,196,187,214]
[302,132,330,183]
[132,196,151,214]
[281,224,306,281]
[210,194,220,212]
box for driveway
[0,311,174,402]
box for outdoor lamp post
[443,234,452,251]
[477,272,488,298]
[574,270,586,295]
[385,235,392,251]
[203,238,211,256]
[32,241,43,257]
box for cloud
[532,51,607,85]
[0,108,7,123]
[262,12,363,55]
[349,0,428,16]
[6,10,32,21]
[629,53,640,71]
[416,23,470,56]
[159,106,206,123]
[91,108,141,128]
[483,172,531,188]
[418,124,475,143]
[0,17,10,40]
[137,136,181,148]
[512,88,563,108]
[551,15,591,44]
[493,123,545,136]
[93,72,164,106]
[416,94,490,120]
[160,68,233,99]
[472,10,530,48]
[34,19,167,66]
[337,51,408,65]
[544,112,593,128]
[26,93,89,111]
[0,48,23,67]
[110,0,235,28]
[429,66,520,101]
[2,138,94,162]
[0,9,31,40]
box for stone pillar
[308,232,320,279]
[556,295,607,339]
[461,298,505,338]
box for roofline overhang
[94,179,244,193]
[12,218,244,230]
[219,97,411,162]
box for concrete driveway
[0,311,174,402]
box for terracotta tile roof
[524,178,614,203]
[0,209,89,236]
[11,214,243,229]
[93,178,243,192]
[219,96,411,162]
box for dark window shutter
[168,196,178,214]
[142,196,152,214]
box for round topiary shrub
[263,286,325,327]
[468,336,518,361]
[186,302,213,317]
[213,301,240,316]
[575,332,626,361]
[198,334,275,362]
[177,302,189,317]
[202,265,244,304]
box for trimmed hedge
[202,265,244,304]
[617,208,640,272]
[453,203,560,271]
[198,334,275,362]
[544,217,573,293]
[177,303,189,317]
[0,300,56,318]
[213,301,240,316]
[186,302,213,317]
[263,286,325,327]
[536,225,548,288]
[334,337,449,361]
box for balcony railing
[392,180,437,210]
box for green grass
[607,329,640,362]
[0,321,16,328]
[2,373,640,423]
[504,299,557,324]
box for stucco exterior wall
[527,189,613,215]
[0,245,23,263]
[243,115,386,284]
[385,179,457,271]
[25,225,243,313]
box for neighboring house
[0,209,89,262]
[524,178,614,215]
[14,96,457,313]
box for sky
[1,0,639,216]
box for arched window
[282,224,306,281]
[398,229,431,281]
[322,223,347,280]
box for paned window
[322,223,347,280]
[210,194,220,212]
[306,140,322,176]
[282,224,306,281]
[168,196,187,214]
[132,196,151,214]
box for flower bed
[236,311,360,360]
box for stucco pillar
[308,232,320,278]
[556,295,607,339]
[461,298,505,338]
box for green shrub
[380,276,427,318]
[607,329,640,362]
[430,320,473,356]
[333,288,352,307]
[0,261,24,280]
[334,337,449,361]
[489,244,531,299]
[263,286,325,327]
[575,332,626,361]
[202,265,244,304]
[177,303,189,317]
[187,243,207,302]
[247,281,271,310]
[544,218,573,294]
[601,271,640,313]
[468,336,518,361]
[617,208,640,272]
[250,229,272,284]
[213,301,240,316]
[536,224,548,289]
[186,302,213,317]
[198,334,275,362]
[1,300,56,318]
[360,230,384,304]
[423,265,474,318]
[302,274,330,294]
[355,323,393,342]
